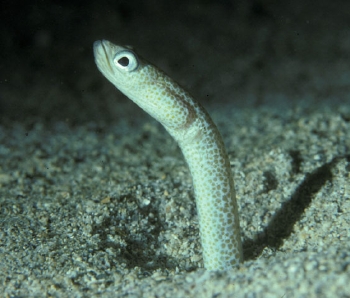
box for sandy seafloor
[1,1,350,297]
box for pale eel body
[93,40,243,270]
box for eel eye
[113,50,139,72]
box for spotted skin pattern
[93,40,243,270]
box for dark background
[1,0,349,125]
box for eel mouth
[93,40,113,72]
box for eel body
[93,40,243,270]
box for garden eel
[93,40,243,270]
